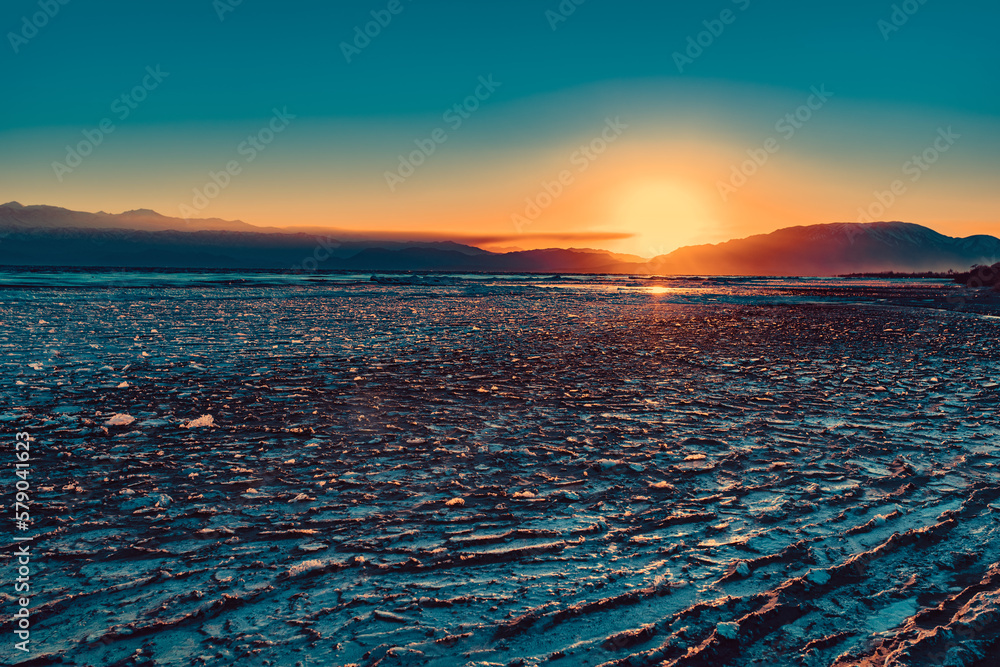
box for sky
[1,0,998,255]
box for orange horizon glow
[4,81,998,257]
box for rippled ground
[1,275,999,666]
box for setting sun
[612,179,720,256]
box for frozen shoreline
[2,279,999,666]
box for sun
[612,180,720,257]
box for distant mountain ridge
[1,202,997,275]
[0,201,264,233]
[645,222,1000,275]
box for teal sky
[3,0,998,124]
[2,0,998,253]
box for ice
[105,413,134,426]
[286,559,325,577]
[717,621,740,639]
[865,598,920,634]
[6,273,1000,666]
[807,569,832,585]
[120,493,173,511]
[181,414,215,428]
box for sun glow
[612,180,720,256]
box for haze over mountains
[1,202,997,275]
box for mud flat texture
[1,275,998,667]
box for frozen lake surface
[1,272,998,666]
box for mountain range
[1,202,997,275]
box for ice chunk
[287,559,325,577]
[106,413,135,426]
[445,497,465,506]
[373,610,415,624]
[182,414,215,428]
